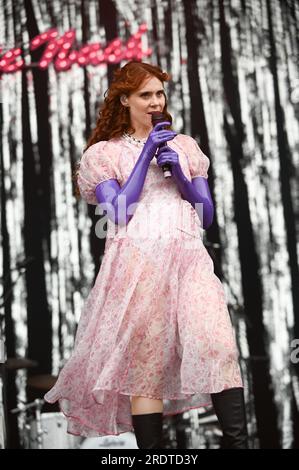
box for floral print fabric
[44,134,243,437]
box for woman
[45,61,248,449]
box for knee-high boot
[211,387,249,449]
[132,412,163,449]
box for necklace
[123,132,147,146]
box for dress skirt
[44,229,243,438]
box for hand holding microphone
[150,112,175,178]
[155,145,180,175]
[141,118,177,167]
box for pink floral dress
[44,133,243,437]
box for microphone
[151,111,172,178]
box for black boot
[132,412,163,449]
[211,387,249,449]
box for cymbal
[27,374,57,391]
[5,357,39,370]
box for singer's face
[126,76,166,129]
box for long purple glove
[156,145,214,229]
[95,122,177,226]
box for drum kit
[1,356,82,449]
[11,399,82,449]
[2,357,137,449]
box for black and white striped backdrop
[0,0,298,449]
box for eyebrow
[138,89,165,94]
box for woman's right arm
[95,122,177,226]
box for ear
[120,94,129,107]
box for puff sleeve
[185,135,210,179]
[77,141,120,205]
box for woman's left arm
[156,146,214,229]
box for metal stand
[11,398,45,449]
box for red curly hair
[74,61,173,197]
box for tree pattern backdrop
[0,0,298,449]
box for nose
[149,95,161,107]
[150,98,161,111]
